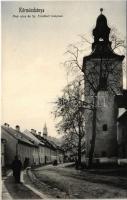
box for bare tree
[53,79,90,167]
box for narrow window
[103,124,107,131]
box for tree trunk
[78,135,82,166]
[88,95,97,168]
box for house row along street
[2,163,127,199]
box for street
[25,164,127,198]
[2,163,127,199]
[2,171,43,199]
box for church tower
[43,123,48,138]
[82,9,124,159]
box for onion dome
[92,8,110,45]
[82,8,124,73]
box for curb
[21,169,48,199]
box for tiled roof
[1,126,36,146]
[23,130,45,146]
[36,135,64,151]
[35,135,55,149]
[2,125,64,151]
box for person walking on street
[12,155,22,183]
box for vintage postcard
[1,0,127,199]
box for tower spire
[43,122,48,138]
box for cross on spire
[100,8,103,14]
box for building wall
[1,127,39,166]
[117,119,127,158]
[32,147,40,165]
[1,140,6,167]
[39,145,45,164]
[51,149,57,161]
[43,147,58,163]
[1,128,17,166]
[84,57,123,158]
[46,147,51,163]
[95,92,118,157]
[17,143,34,165]
[85,91,118,158]
[2,126,64,166]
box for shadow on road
[3,174,41,199]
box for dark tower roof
[93,9,111,46]
[82,9,124,68]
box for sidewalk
[2,180,12,200]
[2,170,44,199]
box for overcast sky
[2,1,126,137]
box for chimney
[31,129,36,135]
[15,125,20,132]
[4,123,9,128]
[38,132,41,136]
[31,129,34,133]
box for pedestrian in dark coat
[12,156,22,183]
